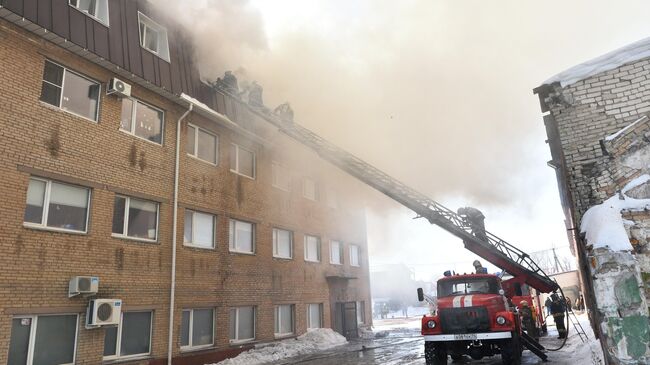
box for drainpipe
[168,103,193,365]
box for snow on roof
[580,175,650,251]
[604,115,648,141]
[544,36,650,87]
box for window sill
[180,345,216,353]
[229,250,256,256]
[23,223,88,235]
[330,262,343,266]
[68,5,109,27]
[229,170,256,180]
[39,101,99,124]
[274,333,296,339]
[111,234,158,244]
[229,339,257,347]
[183,243,215,250]
[304,259,321,264]
[272,185,290,192]
[273,256,293,261]
[102,355,152,365]
[118,129,163,147]
[187,154,219,167]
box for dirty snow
[544,36,650,87]
[210,328,347,365]
[604,115,648,141]
[581,175,650,251]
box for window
[138,12,170,61]
[69,0,109,25]
[273,228,293,259]
[326,188,338,209]
[112,196,159,241]
[356,301,365,325]
[24,177,90,233]
[8,314,78,365]
[304,235,321,262]
[272,162,290,191]
[330,240,343,265]
[181,309,214,350]
[229,306,255,343]
[184,210,215,249]
[104,311,152,360]
[274,305,294,337]
[186,124,218,164]
[303,178,318,201]
[350,244,360,267]
[229,219,254,254]
[40,60,100,121]
[230,144,256,179]
[120,98,164,144]
[307,304,322,329]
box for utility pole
[552,247,564,273]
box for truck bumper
[424,332,512,342]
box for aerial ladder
[214,82,566,359]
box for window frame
[350,244,361,267]
[40,60,101,122]
[10,314,79,365]
[356,301,366,325]
[68,0,109,26]
[23,177,91,234]
[103,311,153,361]
[137,12,170,62]
[229,306,256,344]
[271,162,290,191]
[183,210,216,250]
[180,308,215,351]
[230,143,256,179]
[186,123,219,165]
[111,195,160,243]
[273,304,295,338]
[119,97,165,146]
[228,218,255,254]
[304,235,321,263]
[329,240,343,265]
[302,177,319,201]
[272,228,293,259]
[306,303,323,330]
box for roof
[543,36,650,87]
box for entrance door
[337,302,358,339]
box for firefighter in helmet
[550,294,567,339]
[457,207,488,242]
[519,300,538,340]
[473,260,487,274]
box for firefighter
[472,260,487,274]
[457,207,488,242]
[550,294,567,339]
[519,300,538,340]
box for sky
[153,0,650,281]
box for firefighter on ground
[550,294,567,339]
[519,300,539,340]
[457,207,488,242]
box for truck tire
[500,333,522,365]
[425,342,448,365]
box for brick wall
[0,18,372,365]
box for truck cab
[418,273,522,365]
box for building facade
[0,1,372,364]
[535,40,650,364]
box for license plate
[453,334,477,340]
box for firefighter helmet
[473,260,482,268]
[520,300,529,307]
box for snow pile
[545,313,605,365]
[581,175,650,251]
[604,115,648,141]
[211,329,346,365]
[544,36,650,87]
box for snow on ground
[373,316,423,331]
[543,36,650,87]
[210,329,347,365]
[543,312,605,365]
[580,175,650,251]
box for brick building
[535,39,650,364]
[0,1,372,364]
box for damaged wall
[536,56,650,364]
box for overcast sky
[156,0,650,280]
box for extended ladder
[568,311,588,342]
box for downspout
[168,103,193,365]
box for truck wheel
[425,342,448,365]
[500,333,522,365]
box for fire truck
[215,82,562,365]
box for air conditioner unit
[107,77,132,98]
[86,299,122,328]
[68,276,99,297]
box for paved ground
[270,316,597,365]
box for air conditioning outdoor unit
[68,276,99,297]
[107,77,132,98]
[86,299,122,328]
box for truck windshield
[438,278,499,297]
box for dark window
[24,178,90,232]
[40,61,100,121]
[103,311,152,359]
[120,98,164,144]
[8,315,78,365]
[112,196,158,241]
[437,278,499,297]
[181,309,214,349]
